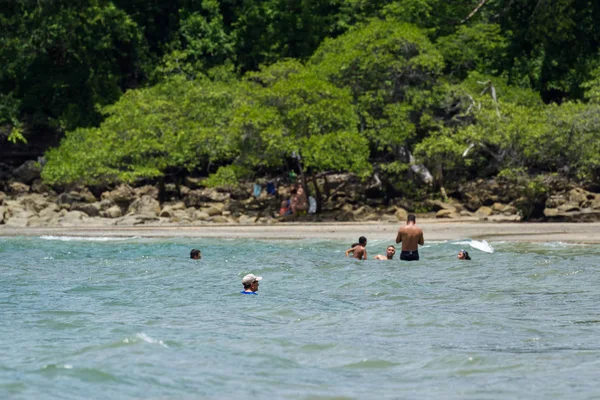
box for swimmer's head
[386,245,396,259]
[457,250,471,260]
[358,236,367,246]
[190,249,201,260]
[407,214,416,223]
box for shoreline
[2,220,600,243]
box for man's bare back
[395,215,424,261]
[346,245,366,260]
[345,236,368,260]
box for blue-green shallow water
[1,236,599,400]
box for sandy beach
[2,220,600,243]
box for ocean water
[1,236,599,399]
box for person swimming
[374,245,396,260]
[457,249,471,260]
[190,249,201,260]
[345,237,367,260]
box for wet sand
[2,220,600,243]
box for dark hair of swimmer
[407,214,416,223]
[190,249,201,259]
[458,249,471,260]
[358,236,367,245]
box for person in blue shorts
[241,274,262,295]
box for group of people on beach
[190,213,470,295]
[279,183,309,217]
[345,214,471,261]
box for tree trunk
[311,172,322,213]
[295,157,310,199]
[158,177,166,204]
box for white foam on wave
[40,236,138,242]
[454,240,494,253]
[135,333,168,348]
[541,241,589,248]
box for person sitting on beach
[345,236,367,260]
[457,250,471,260]
[241,274,262,295]
[395,214,424,261]
[278,184,297,217]
[374,245,396,260]
[291,186,308,216]
[190,249,201,260]
[279,197,292,216]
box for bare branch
[462,0,490,24]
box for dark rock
[436,209,459,218]
[13,160,41,184]
[557,202,580,212]
[475,206,493,218]
[100,205,122,219]
[31,179,49,194]
[425,200,458,212]
[127,195,161,216]
[546,194,567,209]
[101,184,135,210]
[19,193,50,213]
[184,189,230,207]
[568,188,590,206]
[9,182,30,195]
[544,208,600,222]
[56,192,75,206]
[134,185,159,200]
[71,202,101,217]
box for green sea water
[1,236,599,399]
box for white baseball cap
[242,274,262,285]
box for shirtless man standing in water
[395,214,424,261]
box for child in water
[345,236,367,260]
[457,249,471,260]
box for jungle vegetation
[2,0,600,212]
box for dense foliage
[2,0,600,207]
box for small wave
[454,240,494,253]
[123,333,168,348]
[40,236,136,242]
[541,241,589,248]
[339,359,399,369]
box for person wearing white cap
[241,274,262,295]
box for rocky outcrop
[9,182,30,195]
[127,195,161,216]
[101,184,136,211]
[543,188,600,221]
[71,202,101,217]
[395,207,408,221]
[100,205,123,219]
[11,170,600,228]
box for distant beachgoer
[279,198,292,216]
[345,236,367,260]
[395,214,424,261]
[457,250,471,260]
[190,249,201,260]
[374,245,396,260]
[241,274,262,295]
[291,186,308,216]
